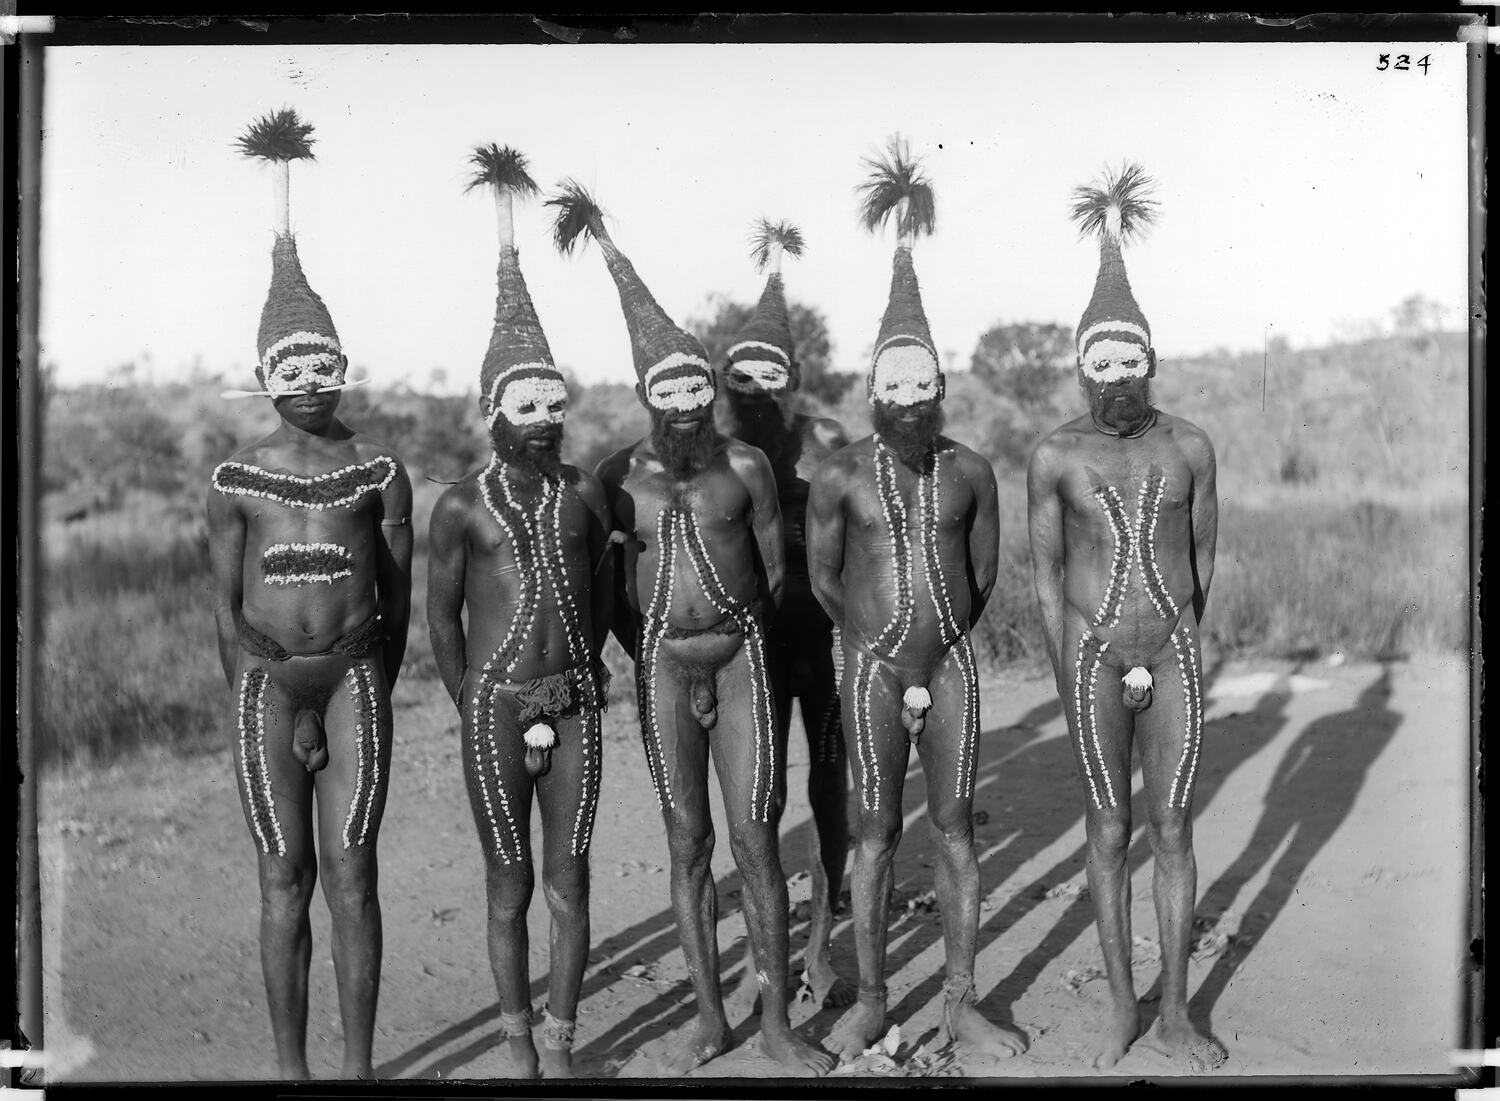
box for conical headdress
[467,144,567,429]
[723,219,804,396]
[549,182,714,412]
[231,108,352,400]
[1069,161,1158,380]
[858,137,941,404]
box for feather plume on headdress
[548,180,711,403]
[857,136,936,244]
[548,179,612,256]
[224,108,356,400]
[859,136,940,399]
[1069,161,1159,376]
[469,144,562,427]
[749,218,805,273]
[1068,160,1158,246]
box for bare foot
[798,956,856,1010]
[658,1017,733,1077]
[945,999,1028,1059]
[538,1046,575,1079]
[276,1057,311,1080]
[760,1022,835,1077]
[494,1035,540,1079]
[1082,1000,1141,1069]
[1152,1012,1227,1072]
[826,992,886,1061]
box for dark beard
[1087,379,1155,436]
[872,400,945,471]
[651,410,719,479]
[724,394,794,456]
[490,421,565,478]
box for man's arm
[806,454,850,629]
[1026,438,1068,688]
[206,482,247,688]
[595,449,639,660]
[1184,428,1220,623]
[964,450,1001,629]
[375,457,415,690]
[426,485,469,708]
[738,444,786,610]
[576,472,616,658]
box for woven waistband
[237,609,383,661]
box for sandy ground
[37,652,1472,1085]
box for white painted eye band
[1080,338,1150,382]
[724,359,791,394]
[495,374,569,427]
[647,371,715,412]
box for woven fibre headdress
[227,108,360,400]
[858,136,940,405]
[723,219,804,397]
[548,181,714,413]
[1069,161,1159,381]
[467,144,567,429]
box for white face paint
[647,370,715,412]
[261,331,346,396]
[869,341,941,407]
[494,374,569,427]
[725,341,792,395]
[1077,320,1152,383]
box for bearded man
[806,140,1027,1064]
[552,183,834,1078]
[718,220,854,1013]
[426,147,614,1079]
[208,110,412,1080]
[1027,163,1223,1071]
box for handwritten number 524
[1378,53,1430,73]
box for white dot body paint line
[212,457,396,512]
[1072,636,1105,811]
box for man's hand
[807,449,853,631]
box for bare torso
[836,437,981,666]
[1048,412,1206,665]
[451,466,603,683]
[215,435,399,654]
[603,437,773,632]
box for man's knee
[320,852,377,917]
[1086,810,1133,858]
[541,859,590,919]
[854,814,903,864]
[260,857,317,912]
[726,821,778,871]
[927,802,974,848]
[665,811,714,869]
[1148,810,1193,858]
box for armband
[380,517,410,528]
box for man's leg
[532,706,603,1078]
[709,628,834,1076]
[640,639,733,1076]
[794,631,854,1009]
[315,657,393,1080]
[462,676,540,1078]
[1063,627,1140,1068]
[916,638,1027,1057]
[826,647,909,1060]
[234,661,318,1079]
[1136,624,1226,1071]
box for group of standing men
[208,116,1223,1081]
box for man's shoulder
[941,438,997,482]
[795,413,850,450]
[1157,411,1216,456]
[346,432,409,473]
[566,465,609,506]
[595,439,646,485]
[813,434,874,484]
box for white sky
[39,41,1468,393]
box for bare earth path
[39,654,1469,1083]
